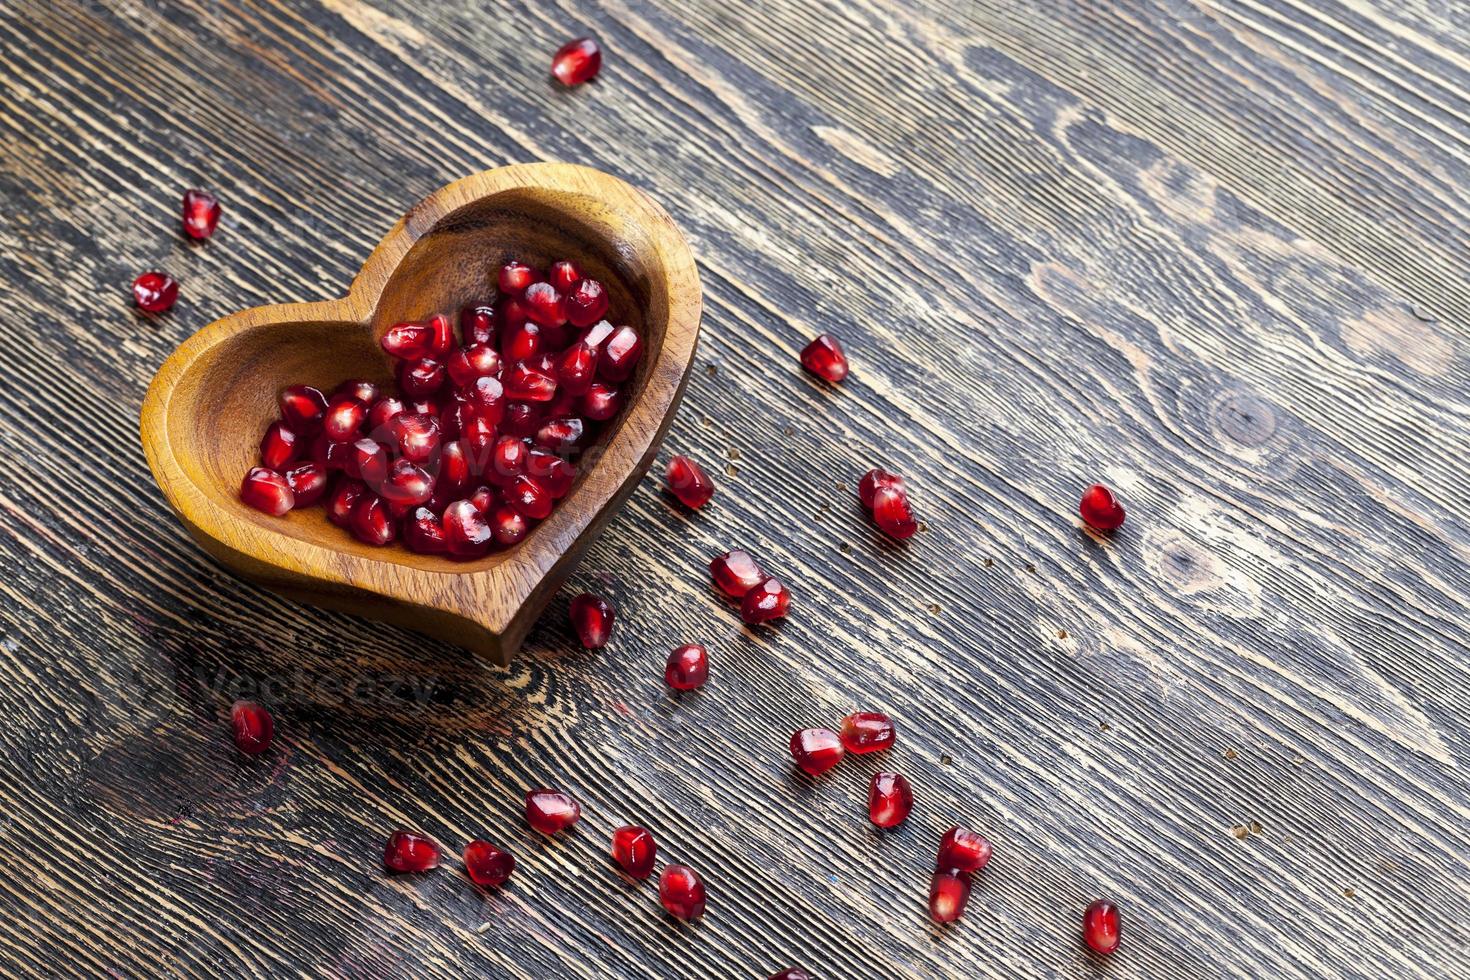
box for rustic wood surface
[0,0,1466,977]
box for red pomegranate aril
[502,401,542,437]
[279,384,328,432]
[463,840,515,889]
[741,576,790,625]
[552,37,602,86]
[181,189,221,240]
[311,433,352,471]
[399,357,446,398]
[610,825,657,879]
[498,295,532,329]
[709,549,764,598]
[380,320,434,360]
[284,462,330,507]
[500,320,542,363]
[534,417,585,454]
[840,711,896,754]
[132,271,178,313]
[789,727,844,776]
[857,468,906,508]
[326,479,368,527]
[1079,483,1126,531]
[867,772,913,828]
[548,260,582,292]
[438,439,471,491]
[769,971,812,980]
[498,261,539,296]
[579,382,623,421]
[871,486,918,540]
[505,364,558,402]
[1083,899,1122,955]
[240,467,294,515]
[467,375,506,419]
[447,343,502,387]
[664,644,709,690]
[527,450,576,498]
[928,869,971,924]
[460,413,498,465]
[461,304,497,345]
[569,592,614,648]
[555,341,598,395]
[351,495,397,546]
[349,438,389,487]
[800,334,849,382]
[598,325,642,381]
[427,313,453,356]
[368,395,407,432]
[469,486,498,513]
[666,455,714,509]
[230,700,273,755]
[936,825,992,874]
[380,458,435,506]
[388,412,441,464]
[383,830,441,873]
[580,319,616,351]
[525,788,581,834]
[523,281,567,327]
[258,421,299,471]
[483,434,527,485]
[507,474,554,519]
[564,278,609,327]
[403,506,448,554]
[443,499,492,559]
[490,505,529,546]
[323,396,366,442]
[334,379,380,405]
[659,864,706,921]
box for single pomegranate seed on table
[403,507,448,554]
[240,467,294,515]
[610,825,657,879]
[443,500,492,559]
[709,549,765,598]
[279,384,328,432]
[181,189,221,240]
[1082,899,1122,955]
[463,840,515,888]
[871,486,918,540]
[598,325,642,381]
[658,864,707,921]
[799,334,849,382]
[867,772,913,828]
[350,496,397,546]
[284,462,329,507]
[552,37,602,86]
[666,455,715,509]
[1079,483,1126,531]
[380,321,435,360]
[322,396,366,442]
[857,468,905,508]
[789,728,845,776]
[523,282,567,327]
[664,644,709,690]
[840,711,896,753]
[326,479,368,527]
[936,825,992,873]
[569,593,614,648]
[579,382,623,421]
[741,576,790,625]
[383,830,441,873]
[230,700,273,755]
[525,788,581,834]
[564,278,609,327]
[132,271,178,313]
[928,868,971,924]
[258,421,298,471]
[461,303,497,344]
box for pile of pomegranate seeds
[463,840,515,889]
[569,593,615,648]
[708,549,791,625]
[800,334,849,383]
[666,454,715,509]
[858,467,918,540]
[182,188,221,240]
[1083,898,1122,954]
[239,260,642,557]
[1079,483,1126,531]
[383,830,442,873]
[132,270,179,313]
[552,37,602,86]
[229,700,274,756]
[611,825,657,879]
[927,824,992,924]
[658,864,707,921]
[525,788,582,834]
[664,643,709,690]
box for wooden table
[2,1,1466,977]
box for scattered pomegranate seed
[525,788,581,834]
[936,825,992,874]
[840,711,896,753]
[666,455,715,509]
[769,971,812,980]
[1082,899,1122,955]
[564,278,609,327]
[928,869,971,924]
[181,189,221,240]
[664,644,709,690]
[789,728,845,776]
[463,840,515,888]
[867,772,913,828]
[658,864,707,921]
[857,468,905,508]
[569,593,614,648]
[258,421,299,471]
[709,550,765,598]
[1079,484,1126,531]
[800,334,848,382]
[230,700,273,755]
[741,576,790,625]
[599,325,643,381]
[871,486,918,540]
[552,37,602,86]
[383,830,441,873]
[240,467,294,515]
[132,271,178,313]
[611,825,657,879]
[284,462,329,507]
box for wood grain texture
[0,0,1467,977]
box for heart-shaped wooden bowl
[140,163,701,664]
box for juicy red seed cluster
[1079,483,1126,532]
[800,334,849,383]
[666,454,715,509]
[929,824,993,924]
[858,467,918,540]
[708,550,790,625]
[239,260,642,558]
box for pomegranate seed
[490,505,529,546]
[398,357,445,398]
[258,421,299,471]
[525,788,581,834]
[507,474,554,519]
[181,189,221,240]
[788,728,844,776]
[505,364,558,402]
[1083,899,1122,955]
[871,486,918,540]
[461,414,499,463]
[857,468,905,508]
[469,486,498,512]
[534,417,585,454]
[501,320,542,363]
[569,593,614,648]
[564,278,609,327]
[380,458,434,506]
[709,550,765,598]
[380,320,434,360]
[840,711,896,754]
[388,412,441,464]
[666,455,714,509]
[936,825,992,873]
[769,971,812,980]
[279,384,328,432]
[368,395,407,432]
[502,401,542,437]
[427,313,453,356]
[867,772,913,828]
[741,576,790,625]
[522,281,567,327]
[664,644,709,690]
[928,869,971,924]
[132,271,178,313]
[461,304,497,345]
[284,462,329,507]
[498,261,539,296]
[438,439,471,491]
[447,343,502,387]
[484,434,528,485]
[322,396,366,442]
[333,379,381,405]
[498,296,532,331]
[610,825,657,879]
[463,840,515,888]
[240,467,294,515]
[351,495,397,546]
[658,864,706,921]
[598,325,642,381]
[580,319,616,350]
[555,341,598,395]
[230,700,273,755]
[579,382,623,420]
[1079,483,1125,532]
[548,261,582,292]
[799,334,849,382]
[552,37,602,86]
[527,451,577,498]
[326,479,368,527]
[383,830,441,873]
[403,506,448,554]
[443,500,492,559]
[349,438,389,487]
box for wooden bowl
[140,164,702,664]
